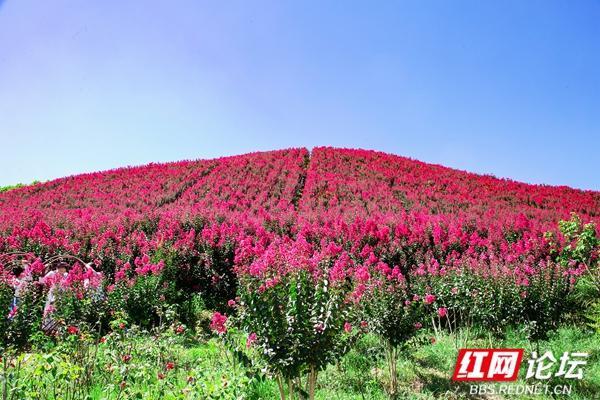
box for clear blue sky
[0,1,598,189]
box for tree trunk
[386,342,398,397]
[276,375,286,400]
[308,364,318,400]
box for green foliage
[555,214,600,333]
[520,264,574,341]
[0,180,40,193]
[427,273,508,335]
[158,242,238,312]
[363,280,425,349]
[1,281,46,349]
[555,213,599,289]
[238,269,354,381]
[2,324,598,399]
[1,328,250,400]
[0,280,12,338]
[107,274,176,329]
[425,267,574,342]
[53,286,109,333]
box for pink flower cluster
[210,311,228,334]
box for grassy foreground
[1,325,598,400]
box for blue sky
[0,1,598,189]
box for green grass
[1,325,599,399]
[0,180,40,192]
[245,326,600,400]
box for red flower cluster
[209,312,227,334]
[67,325,79,335]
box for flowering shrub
[235,238,357,399]
[108,272,175,329]
[550,214,600,331]
[158,235,239,312]
[554,213,599,291]
[0,273,14,341]
[360,272,427,397]
[0,257,47,348]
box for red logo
[452,349,524,381]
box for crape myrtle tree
[234,237,358,400]
[550,213,600,331]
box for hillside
[0,147,597,260]
[1,147,597,222]
[1,147,599,399]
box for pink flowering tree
[0,267,15,343]
[235,238,356,400]
[357,254,428,397]
[0,257,47,348]
[107,254,175,328]
[554,213,599,292]
[552,214,599,330]
[51,262,107,332]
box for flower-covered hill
[0,147,600,356]
[1,146,599,374]
[0,146,597,264]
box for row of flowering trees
[0,148,598,398]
